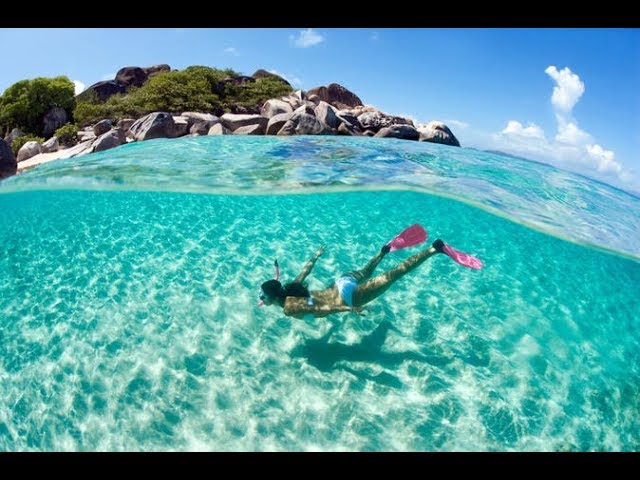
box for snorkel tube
[257,259,280,307]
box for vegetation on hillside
[0,76,75,137]
[0,66,293,135]
[73,66,293,126]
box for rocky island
[0,64,460,180]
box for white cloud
[502,120,545,139]
[545,66,585,113]
[586,144,623,174]
[290,29,324,48]
[73,80,86,95]
[485,65,636,190]
[223,47,239,56]
[268,69,302,87]
[445,119,470,130]
[555,121,592,145]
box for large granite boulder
[260,99,293,118]
[417,121,460,147]
[92,129,126,152]
[220,114,268,132]
[172,116,190,137]
[143,64,170,78]
[41,136,60,153]
[336,112,362,130]
[190,120,219,135]
[76,80,126,102]
[77,130,96,143]
[0,138,16,179]
[314,101,340,129]
[117,118,136,135]
[251,69,292,87]
[357,111,394,132]
[129,112,176,141]
[307,83,363,110]
[293,104,315,116]
[116,67,147,88]
[291,90,306,104]
[207,123,230,135]
[338,122,360,136]
[42,107,69,138]
[93,119,112,137]
[390,116,414,126]
[180,112,219,125]
[374,125,419,141]
[17,141,42,163]
[266,112,294,135]
[233,124,265,135]
[277,113,333,136]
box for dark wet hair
[261,279,309,301]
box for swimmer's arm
[293,244,325,284]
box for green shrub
[72,65,294,124]
[54,123,78,147]
[0,76,75,137]
[132,71,220,113]
[222,77,293,110]
[11,135,45,156]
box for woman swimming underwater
[258,225,482,320]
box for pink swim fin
[386,224,428,252]
[441,243,483,270]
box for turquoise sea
[1,136,638,451]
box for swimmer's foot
[385,224,427,253]
[438,240,484,270]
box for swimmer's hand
[351,306,366,316]
[314,244,326,259]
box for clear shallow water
[0,136,639,451]
[4,136,639,260]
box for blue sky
[1,28,638,193]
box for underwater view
[1,136,639,451]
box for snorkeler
[257,224,482,320]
